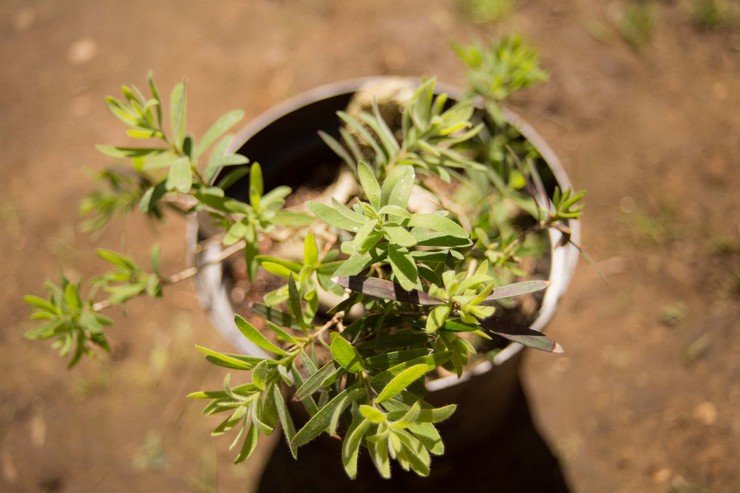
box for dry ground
[1,1,738,492]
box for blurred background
[1,1,738,491]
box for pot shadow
[257,376,570,493]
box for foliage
[24,38,584,478]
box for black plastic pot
[188,78,580,490]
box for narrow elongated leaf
[342,416,373,479]
[195,109,245,158]
[330,333,364,373]
[376,364,433,403]
[256,254,302,273]
[381,165,415,208]
[252,303,300,330]
[478,316,563,353]
[408,422,444,455]
[170,82,187,150]
[292,387,365,447]
[195,345,255,370]
[408,213,468,238]
[388,244,418,291]
[371,352,451,389]
[384,224,417,247]
[480,280,550,304]
[332,276,443,306]
[319,130,356,170]
[95,145,167,158]
[304,232,319,267]
[293,361,337,401]
[234,422,259,464]
[359,405,386,424]
[234,315,288,356]
[272,385,298,458]
[331,252,372,278]
[249,163,263,209]
[358,162,381,209]
[364,349,430,370]
[307,201,366,232]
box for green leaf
[169,81,187,150]
[341,416,373,479]
[381,165,415,208]
[364,349,430,370]
[376,364,433,403]
[408,213,468,238]
[383,224,417,247]
[331,252,372,278]
[425,305,451,334]
[165,156,192,192]
[358,161,381,209]
[408,422,443,455]
[272,384,298,459]
[234,315,288,355]
[293,361,337,401]
[234,422,259,464]
[195,109,244,158]
[367,428,391,478]
[359,405,386,424]
[307,201,366,232]
[304,232,319,267]
[292,387,365,447]
[352,219,381,255]
[415,403,457,424]
[388,244,418,291]
[95,145,167,158]
[249,163,263,209]
[195,345,262,370]
[252,303,300,330]
[330,333,364,373]
[371,352,450,389]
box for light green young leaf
[358,161,381,209]
[165,156,192,192]
[342,416,373,479]
[330,333,364,373]
[195,109,245,158]
[304,232,319,267]
[376,364,433,403]
[381,165,415,208]
[307,201,366,232]
[234,422,259,464]
[359,405,387,424]
[425,304,451,334]
[169,81,187,150]
[388,244,418,291]
[408,213,468,238]
[249,163,263,210]
[234,315,288,356]
[291,387,365,447]
[383,225,417,247]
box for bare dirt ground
[1,1,738,492]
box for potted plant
[24,36,583,481]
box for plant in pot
[24,36,583,481]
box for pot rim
[189,76,581,392]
